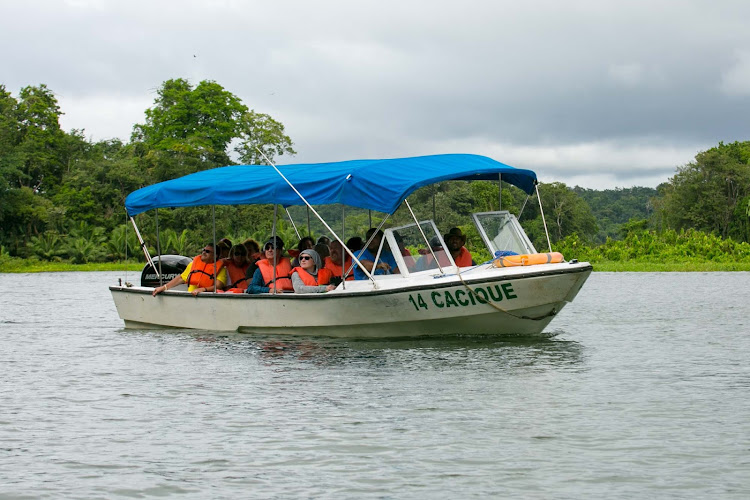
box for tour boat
[110,154,592,337]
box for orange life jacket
[187,255,225,289]
[256,258,294,291]
[292,267,333,286]
[324,256,354,281]
[224,260,250,291]
[453,247,474,267]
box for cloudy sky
[3,0,749,188]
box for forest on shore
[2,79,750,272]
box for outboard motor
[140,255,192,288]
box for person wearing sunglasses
[152,243,228,296]
[291,249,336,293]
[247,237,294,294]
[222,244,251,293]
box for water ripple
[0,271,749,498]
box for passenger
[290,236,315,267]
[324,240,354,281]
[217,238,232,260]
[346,236,364,253]
[317,235,331,246]
[152,243,227,296]
[223,244,251,293]
[242,238,261,259]
[242,238,262,281]
[394,233,417,271]
[444,228,475,267]
[416,236,451,271]
[291,249,336,293]
[354,228,399,280]
[314,242,330,260]
[246,237,294,294]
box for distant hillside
[573,186,658,243]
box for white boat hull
[111,262,592,338]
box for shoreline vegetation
[4,223,750,274]
[3,80,750,275]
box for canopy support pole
[272,204,278,291]
[155,208,163,286]
[432,185,437,221]
[124,211,129,286]
[518,194,530,220]
[404,199,445,275]
[535,184,552,252]
[286,208,301,240]
[307,207,311,236]
[498,174,502,211]
[212,206,217,293]
[256,148,379,286]
[129,215,159,278]
[341,205,346,290]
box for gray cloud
[2,0,749,188]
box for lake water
[1,271,749,499]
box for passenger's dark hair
[365,227,382,240]
[297,236,315,251]
[346,236,364,252]
[314,242,330,259]
[230,244,248,258]
[264,236,285,250]
[243,238,260,255]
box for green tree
[55,139,145,229]
[131,79,247,182]
[13,84,68,192]
[0,186,53,255]
[133,79,245,162]
[132,78,296,180]
[0,84,89,253]
[523,182,598,249]
[29,232,64,261]
[574,186,657,242]
[235,111,296,165]
[0,86,22,189]
[655,141,750,241]
[107,224,140,260]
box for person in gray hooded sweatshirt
[290,249,336,293]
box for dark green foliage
[3,78,750,267]
[654,141,750,241]
[131,79,295,181]
[0,79,296,261]
[574,186,657,242]
[29,232,64,261]
[107,225,140,261]
[554,224,750,264]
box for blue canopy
[125,154,537,216]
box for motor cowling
[140,255,192,287]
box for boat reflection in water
[158,330,586,370]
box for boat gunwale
[110,262,593,300]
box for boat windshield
[472,211,536,256]
[386,220,453,275]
